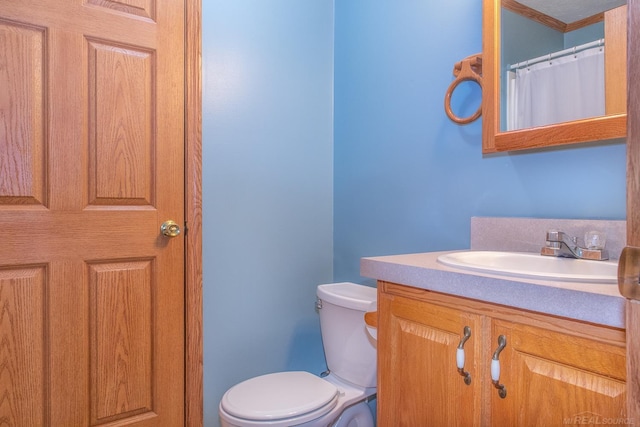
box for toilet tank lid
[317,282,377,311]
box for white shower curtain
[507,45,605,130]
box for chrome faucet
[541,230,609,261]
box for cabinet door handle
[456,326,472,385]
[491,335,507,398]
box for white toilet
[219,282,377,427]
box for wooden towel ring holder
[444,53,483,125]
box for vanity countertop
[361,250,625,329]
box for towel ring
[444,53,483,125]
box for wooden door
[626,0,640,422]
[490,319,626,426]
[0,0,185,425]
[378,288,482,427]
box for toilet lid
[221,371,339,422]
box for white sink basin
[437,251,618,284]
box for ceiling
[516,0,626,23]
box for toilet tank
[316,282,377,388]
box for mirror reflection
[500,0,626,132]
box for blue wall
[203,1,626,426]
[333,0,625,284]
[202,2,334,426]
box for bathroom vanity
[362,218,627,426]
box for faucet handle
[584,231,606,250]
[545,230,562,242]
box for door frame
[185,1,203,426]
[627,0,640,422]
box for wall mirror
[482,0,627,153]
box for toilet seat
[220,371,339,424]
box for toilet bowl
[219,282,377,427]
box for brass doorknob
[161,220,181,237]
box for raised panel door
[378,292,483,427]
[490,319,627,426]
[0,0,185,425]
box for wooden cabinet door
[0,0,185,425]
[378,292,483,427]
[490,319,627,426]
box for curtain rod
[508,38,604,71]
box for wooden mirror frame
[482,0,628,153]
